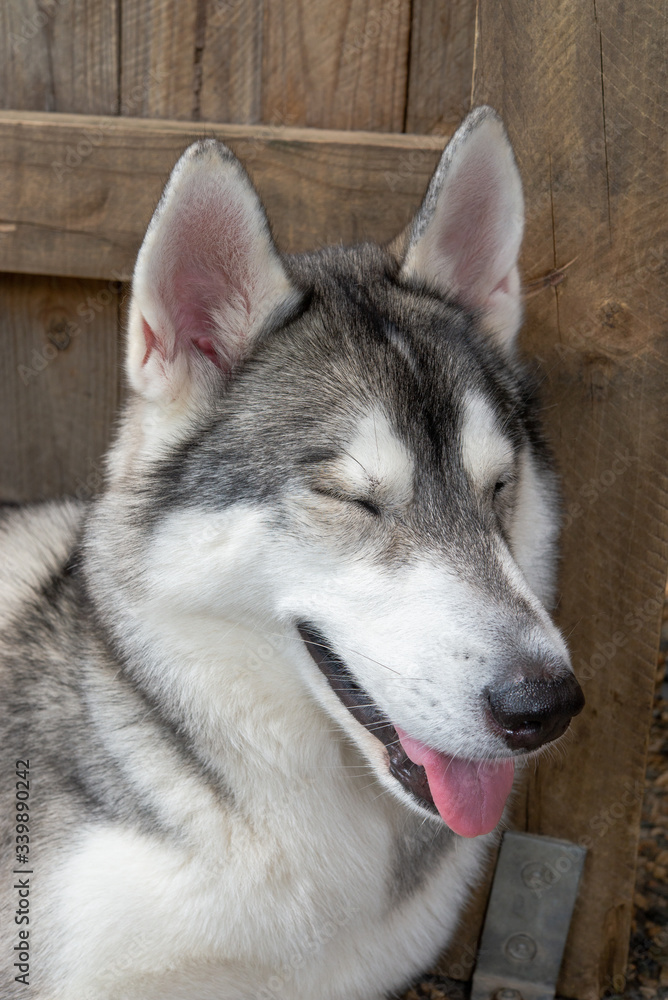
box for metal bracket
[471,831,587,1000]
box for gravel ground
[401,598,668,1000]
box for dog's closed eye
[311,486,382,517]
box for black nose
[487,671,585,751]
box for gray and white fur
[0,107,583,1000]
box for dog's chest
[44,767,484,1000]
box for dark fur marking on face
[298,449,340,466]
[118,239,550,623]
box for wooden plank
[0,274,120,502]
[0,0,122,503]
[0,111,445,281]
[121,0,264,125]
[121,0,199,119]
[404,0,476,135]
[471,2,668,997]
[0,0,119,115]
[261,0,411,131]
[199,0,263,124]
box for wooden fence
[1,2,666,997]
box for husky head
[97,107,583,838]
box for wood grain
[0,0,121,503]
[471,2,668,996]
[199,0,263,123]
[0,0,119,115]
[0,274,120,502]
[121,0,200,119]
[1,4,666,993]
[261,0,411,131]
[405,0,476,135]
[0,111,445,280]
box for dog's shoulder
[0,499,85,628]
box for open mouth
[297,623,437,814]
[297,622,515,838]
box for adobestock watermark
[231,109,300,164]
[51,68,168,182]
[76,931,179,999]
[515,591,662,905]
[8,0,71,53]
[580,778,645,848]
[384,143,445,193]
[246,634,293,673]
[341,0,402,62]
[446,938,478,982]
[384,117,635,199]
[561,446,639,530]
[207,0,248,19]
[521,777,644,907]
[254,902,359,1000]
[17,276,125,386]
[51,119,116,182]
[551,240,668,361]
[575,591,665,686]
[71,456,106,503]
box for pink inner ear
[436,172,507,308]
[491,273,511,296]
[192,336,223,367]
[142,317,164,366]
[169,268,232,368]
[145,183,258,373]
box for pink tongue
[395,728,515,838]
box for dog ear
[127,139,298,403]
[400,106,524,353]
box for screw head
[493,989,524,1000]
[521,860,557,891]
[504,932,537,962]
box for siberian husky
[0,107,584,999]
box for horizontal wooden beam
[0,111,446,281]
